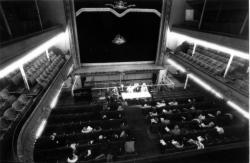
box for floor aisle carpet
[124,105,159,156]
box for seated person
[133,83,140,92]
[67,153,78,163]
[117,105,124,111]
[160,118,170,125]
[214,126,224,135]
[159,139,167,153]
[168,100,178,106]
[69,143,78,152]
[102,114,107,120]
[164,125,171,133]
[156,101,166,108]
[150,117,159,124]
[93,126,102,132]
[82,149,92,160]
[120,84,124,91]
[171,139,184,149]
[97,135,107,143]
[50,132,57,141]
[162,108,172,114]
[171,125,181,135]
[141,83,148,92]
[187,136,205,150]
[81,126,93,134]
[127,85,134,93]
[189,106,196,110]
[149,111,158,117]
[199,121,215,128]
[120,130,128,138]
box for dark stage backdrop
[75,1,161,63]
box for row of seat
[159,124,245,153]
[34,92,136,163]
[175,42,249,96]
[0,48,68,141]
[0,90,32,140]
[141,89,247,154]
[177,51,226,75]
[194,46,230,64]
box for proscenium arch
[76,8,161,18]
[75,6,163,64]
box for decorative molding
[112,34,126,45]
[105,0,136,10]
[155,0,172,65]
[76,8,161,18]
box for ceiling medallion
[105,0,136,10]
[112,34,126,45]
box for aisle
[124,105,159,156]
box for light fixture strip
[227,101,249,119]
[50,82,64,109]
[188,73,223,99]
[35,119,47,139]
[166,58,186,73]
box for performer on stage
[141,83,148,92]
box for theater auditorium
[0,0,249,163]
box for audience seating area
[0,47,66,141]
[142,90,247,154]
[34,92,137,163]
[32,74,248,163]
[25,47,66,93]
[176,44,229,75]
[174,42,249,95]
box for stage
[73,62,164,76]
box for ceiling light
[50,82,64,108]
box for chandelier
[112,34,126,45]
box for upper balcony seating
[25,48,65,89]
[0,47,68,140]
[174,42,249,95]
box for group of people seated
[34,91,136,163]
[125,82,148,93]
[141,92,247,154]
